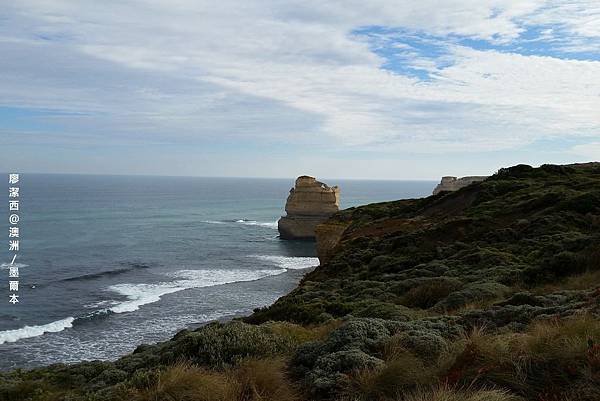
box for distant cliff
[432,175,487,195]
[278,176,340,240]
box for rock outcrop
[315,221,348,264]
[278,176,340,240]
[432,175,487,195]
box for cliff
[278,176,340,239]
[4,163,600,401]
[432,175,488,195]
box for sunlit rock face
[432,176,488,195]
[278,176,340,240]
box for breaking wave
[250,255,319,270]
[0,317,75,345]
[106,268,283,314]
[202,219,278,229]
[234,219,278,229]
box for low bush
[401,278,463,309]
[162,321,303,368]
[433,282,509,312]
[347,351,437,400]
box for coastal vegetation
[2,163,600,401]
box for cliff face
[278,176,340,240]
[314,221,348,264]
[432,175,488,195]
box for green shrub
[165,321,301,367]
[348,352,437,400]
[433,282,509,311]
[401,278,463,309]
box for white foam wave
[235,219,278,229]
[0,317,75,345]
[251,255,319,270]
[83,300,120,309]
[0,262,29,270]
[202,219,277,229]
[107,268,283,314]
[108,283,182,313]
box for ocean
[0,174,435,370]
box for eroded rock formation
[278,176,340,240]
[432,175,488,195]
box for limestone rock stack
[432,176,488,195]
[278,176,340,240]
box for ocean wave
[0,317,75,345]
[251,255,319,270]
[202,219,278,229]
[234,219,278,229]
[107,268,283,314]
[0,257,318,344]
[60,262,152,282]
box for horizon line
[0,171,441,182]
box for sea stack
[278,176,340,240]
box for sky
[0,0,599,180]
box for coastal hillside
[2,163,600,401]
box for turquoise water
[0,174,435,370]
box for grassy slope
[2,163,600,401]
[248,163,600,326]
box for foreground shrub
[291,319,403,398]
[155,321,305,368]
[133,358,299,401]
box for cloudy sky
[1,1,599,179]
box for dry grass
[440,316,600,400]
[532,270,600,295]
[133,362,237,401]
[445,298,502,315]
[234,358,300,401]
[348,351,438,401]
[133,358,299,401]
[400,385,524,401]
[522,315,600,363]
[264,319,342,344]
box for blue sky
[1,1,599,179]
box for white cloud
[1,0,599,157]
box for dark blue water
[0,174,435,370]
